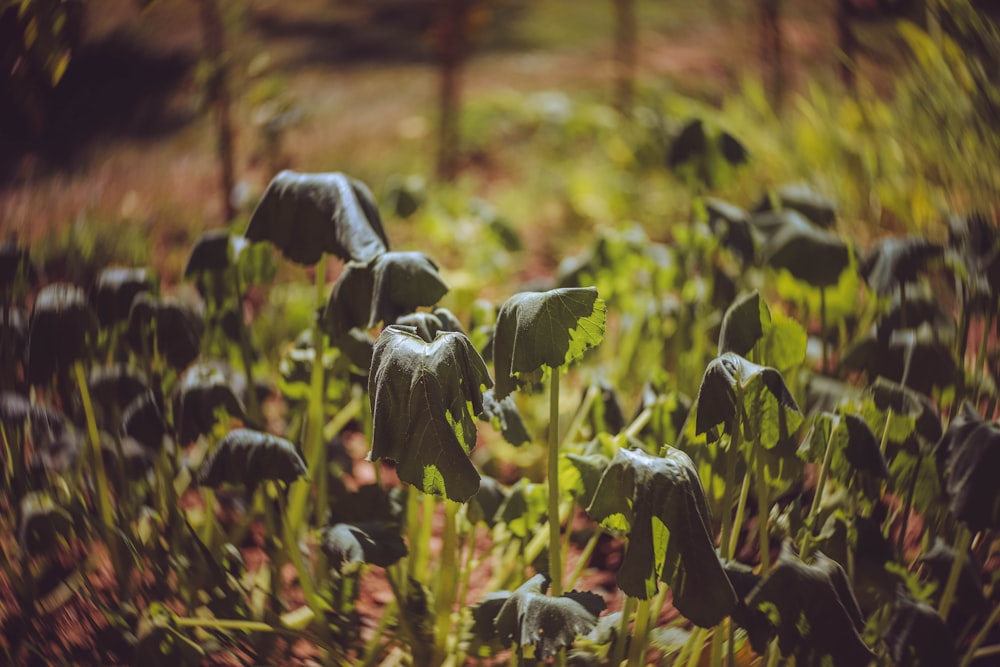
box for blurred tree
[612,0,637,116]
[758,0,785,109]
[196,0,237,221]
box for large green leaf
[127,294,204,370]
[745,543,875,667]
[480,388,531,446]
[492,287,606,399]
[173,362,246,445]
[753,183,836,228]
[482,573,605,659]
[704,198,754,262]
[860,236,943,296]
[586,447,737,624]
[368,326,491,502]
[751,210,850,287]
[322,251,449,338]
[93,266,156,327]
[199,428,307,490]
[395,307,465,343]
[27,283,97,385]
[718,290,768,357]
[18,492,75,558]
[695,352,800,438]
[245,170,389,266]
[319,522,407,572]
[871,378,942,445]
[885,594,957,667]
[937,401,1000,531]
[122,390,169,454]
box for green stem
[802,417,838,557]
[764,639,781,667]
[562,382,600,449]
[231,265,262,425]
[310,255,329,528]
[959,601,1000,667]
[719,388,744,562]
[683,627,707,667]
[612,596,637,667]
[276,483,325,615]
[938,523,972,620]
[879,408,894,456]
[625,596,652,667]
[624,406,652,441]
[976,309,994,404]
[729,470,751,561]
[172,614,339,654]
[548,365,563,596]
[359,599,396,667]
[433,500,460,663]
[710,619,726,667]
[755,449,771,574]
[896,450,923,557]
[565,528,602,590]
[820,285,828,374]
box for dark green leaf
[667,119,708,168]
[843,413,889,479]
[718,131,749,166]
[566,452,612,510]
[319,522,407,570]
[695,352,800,436]
[84,364,149,429]
[753,210,850,287]
[127,294,204,370]
[754,183,837,228]
[368,326,491,502]
[245,170,389,266]
[885,594,957,667]
[199,428,307,489]
[122,390,169,454]
[480,387,531,446]
[27,283,97,385]
[718,291,768,357]
[917,539,988,616]
[30,404,82,473]
[705,198,755,262]
[19,492,75,558]
[0,242,36,290]
[395,307,465,343]
[871,378,942,445]
[183,230,249,275]
[173,362,246,444]
[469,476,509,527]
[937,401,1000,531]
[497,479,547,539]
[493,287,606,399]
[586,447,737,624]
[93,267,156,326]
[491,574,605,658]
[323,252,449,338]
[745,543,875,667]
[860,236,943,296]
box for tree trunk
[759,0,785,110]
[197,0,237,222]
[612,0,638,116]
[836,0,857,90]
[436,0,470,181]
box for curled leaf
[861,236,943,296]
[199,428,307,489]
[695,352,800,437]
[368,326,491,502]
[586,447,737,625]
[936,401,1000,531]
[750,210,850,287]
[127,294,204,370]
[754,183,836,228]
[718,290,768,357]
[173,362,246,444]
[480,387,531,446]
[27,283,97,385]
[885,594,957,667]
[319,522,407,571]
[92,267,156,327]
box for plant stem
[433,500,460,663]
[754,450,771,574]
[879,408,894,456]
[719,388,745,563]
[310,255,329,528]
[625,596,652,667]
[802,417,838,556]
[565,528,602,590]
[729,471,751,561]
[820,286,828,373]
[896,450,923,557]
[548,365,563,596]
[684,627,707,667]
[710,619,726,667]
[938,523,972,620]
[612,596,637,667]
[959,600,1000,667]
[562,382,600,449]
[231,264,262,425]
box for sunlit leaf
[586,447,737,624]
[493,287,606,399]
[368,326,491,502]
[718,290,768,357]
[245,170,388,266]
[695,352,800,438]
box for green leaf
[480,387,531,446]
[860,236,943,296]
[586,447,737,625]
[319,522,407,572]
[497,478,548,538]
[93,266,156,327]
[754,183,837,228]
[704,198,754,262]
[122,390,169,454]
[18,492,75,558]
[917,539,988,616]
[127,294,204,370]
[695,352,800,437]
[469,476,509,527]
[718,290,768,357]
[173,362,246,445]
[759,310,807,375]
[199,428,307,490]
[493,287,606,399]
[565,451,612,509]
[842,413,888,479]
[395,307,465,343]
[885,594,957,667]
[27,283,97,385]
[751,210,850,287]
[937,401,1000,531]
[871,377,942,445]
[745,543,875,667]
[368,326,491,502]
[489,573,605,658]
[245,170,389,266]
[323,251,449,338]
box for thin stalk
[624,406,652,440]
[710,619,726,667]
[719,388,745,562]
[433,500,460,663]
[802,417,838,556]
[754,449,771,574]
[562,382,600,449]
[879,408,894,456]
[976,309,994,403]
[960,601,1000,667]
[548,365,563,596]
[612,596,637,667]
[764,639,781,667]
[231,265,261,424]
[729,471,751,561]
[683,627,707,667]
[416,492,435,577]
[405,488,421,583]
[625,597,652,667]
[565,528,602,590]
[896,450,923,557]
[275,483,325,615]
[173,614,339,654]
[310,256,329,528]
[938,523,972,620]
[820,286,828,373]
[359,599,396,667]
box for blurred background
[1,0,998,286]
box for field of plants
[2,1,1000,666]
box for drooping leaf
[718,290,768,357]
[871,377,942,445]
[173,362,246,445]
[18,492,75,558]
[92,267,156,327]
[493,287,606,399]
[745,543,875,667]
[842,413,889,479]
[588,379,627,436]
[395,307,465,343]
[84,364,148,429]
[917,539,988,616]
[667,118,708,169]
[695,352,800,437]
[199,428,307,490]
[480,387,531,446]
[319,522,407,571]
[860,236,943,296]
[885,594,957,667]
[566,451,612,510]
[127,294,204,370]
[946,211,1000,307]
[586,447,738,624]
[842,328,957,394]
[469,476,509,527]
[368,326,491,502]
[753,183,837,228]
[489,574,605,659]
[752,210,850,288]
[496,479,548,539]
[245,170,389,266]
[184,230,247,275]
[936,401,1000,531]
[704,198,755,262]
[29,404,83,474]
[26,283,97,385]
[323,252,449,338]
[122,390,169,454]
[328,484,403,526]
